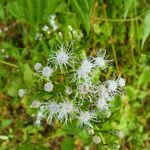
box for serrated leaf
[142,11,150,48]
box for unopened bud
[92,135,101,144]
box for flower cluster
[35,14,59,41]
[32,28,125,129]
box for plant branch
[0,60,18,68]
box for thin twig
[92,11,147,22]
[0,60,18,68]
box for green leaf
[125,86,137,101]
[1,119,12,129]
[7,0,60,27]
[137,69,150,86]
[61,137,74,150]
[71,0,93,34]
[62,122,82,135]
[7,81,20,97]
[142,11,150,48]
[124,0,135,19]
[23,64,34,87]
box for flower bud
[92,135,101,144]
[44,82,53,92]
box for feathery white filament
[58,101,74,123]
[107,80,118,92]
[94,50,112,69]
[78,111,96,127]
[97,98,108,110]
[77,59,93,79]
[56,50,69,65]
[118,77,125,87]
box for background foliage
[0,0,150,149]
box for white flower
[58,101,74,123]
[76,80,93,99]
[96,98,109,110]
[35,33,43,41]
[44,82,53,92]
[35,108,45,126]
[96,84,110,100]
[50,14,56,20]
[56,50,69,65]
[92,135,101,144]
[78,111,96,127]
[53,24,59,31]
[42,66,53,78]
[51,44,72,68]
[30,100,41,108]
[117,77,125,87]
[107,80,118,93]
[45,102,60,123]
[49,14,58,31]
[34,63,42,72]
[0,135,9,140]
[94,50,112,69]
[42,25,50,32]
[77,58,93,79]
[18,89,26,97]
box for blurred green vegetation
[0,0,150,149]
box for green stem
[0,60,18,68]
[93,10,147,22]
[103,5,120,74]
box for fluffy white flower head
[107,80,118,93]
[58,101,74,123]
[42,66,53,77]
[77,81,93,99]
[97,98,108,110]
[44,82,53,92]
[56,50,69,65]
[78,111,96,127]
[97,84,110,100]
[94,50,112,69]
[77,59,93,79]
[118,77,125,87]
[95,57,105,68]
[46,102,60,122]
[52,45,71,68]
